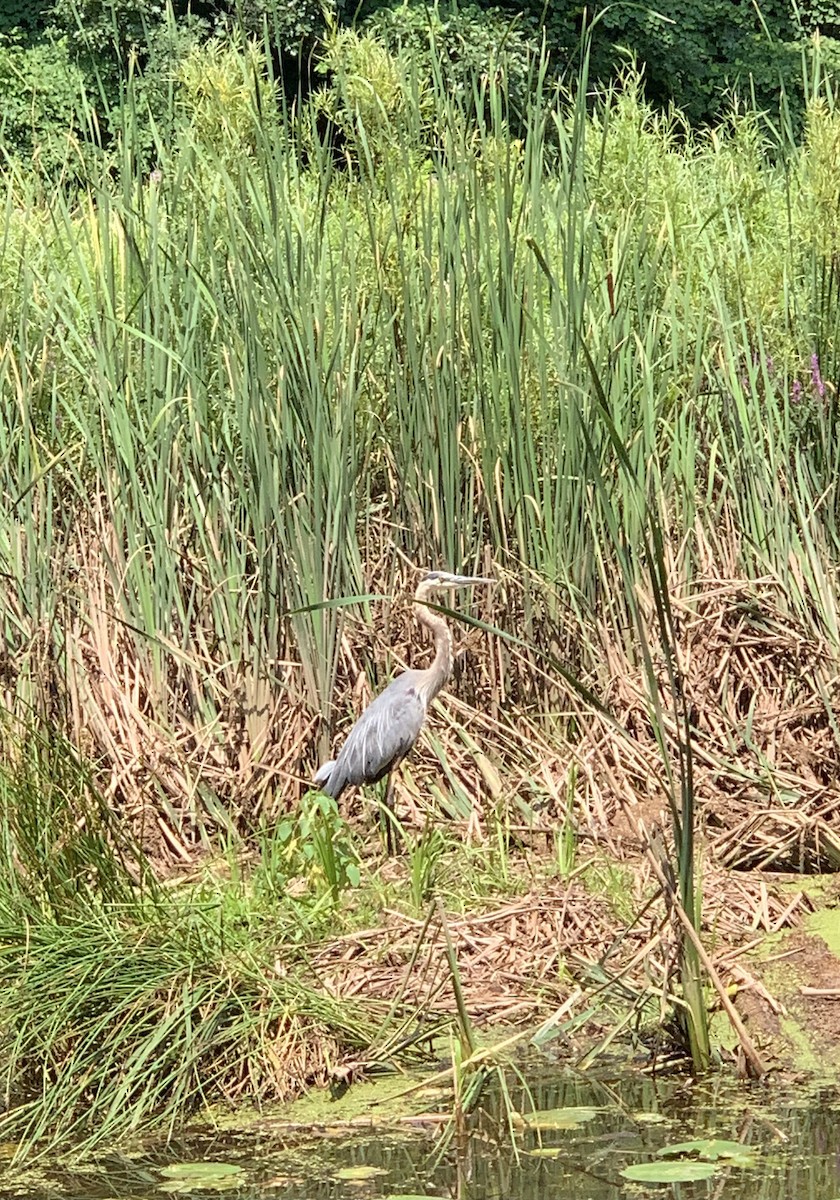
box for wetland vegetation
[2,0,840,1171]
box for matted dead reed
[570,573,840,877]
[309,869,810,1036]
[8,509,840,882]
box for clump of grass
[0,732,378,1159]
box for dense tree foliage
[0,0,839,168]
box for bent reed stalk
[0,25,838,1146]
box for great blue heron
[314,570,494,850]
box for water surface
[9,1071,840,1199]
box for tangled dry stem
[3,529,838,1083]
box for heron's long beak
[450,575,495,586]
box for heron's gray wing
[322,677,427,798]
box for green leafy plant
[0,32,88,172]
[268,793,361,904]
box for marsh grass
[0,731,381,1159]
[3,32,839,834]
[1,16,840,1147]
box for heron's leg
[383,772,398,855]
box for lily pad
[334,1165,388,1181]
[658,1138,756,1166]
[621,1161,718,1183]
[520,1106,600,1130]
[157,1161,244,1193]
[159,1163,243,1180]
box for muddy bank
[737,880,840,1073]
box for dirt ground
[742,910,840,1072]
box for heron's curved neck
[413,580,453,703]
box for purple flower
[811,352,826,398]
[792,379,802,404]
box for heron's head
[420,570,495,590]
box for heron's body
[315,670,429,799]
[315,570,492,848]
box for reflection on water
[9,1071,840,1200]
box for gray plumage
[315,670,428,800]
[315,570,494,849]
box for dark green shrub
[798,0,840,37]
[235,0,343,56]
[359,0,834,127]
[0,32,87,171]
[49,0,204,57]
[362,1,542,132]
[41,3,212,163]
[589,0,801,125]
[0,0,50,33]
